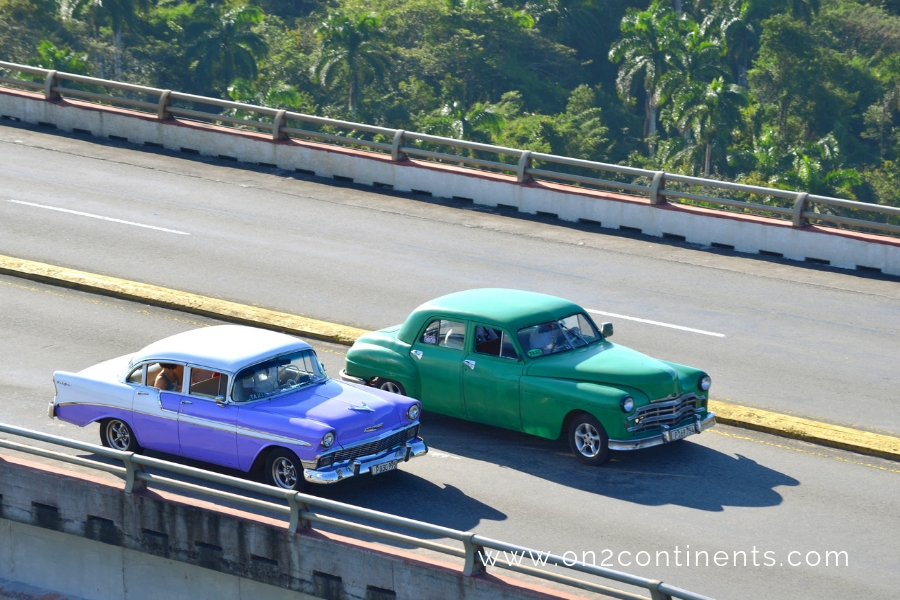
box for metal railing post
[647,580,673,600]
[272,109,287,141]
[462,533,487,576]
[517,150,533,183]
[122,452,147,493]
[43,70,60,101]
[792,192,810,227]
[287,493,310,532]
[157,90,172,121]
[391,130,407,161]
[649,171,666,205]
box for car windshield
[232,349,326,402]
[517,313,601,358]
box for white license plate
[664,423,698,442]
[370,460,398,476]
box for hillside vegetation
[3,0,900,208]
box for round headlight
[322,431,335,448]
[407,404,421,421]
[620,396,634,413]
[699,375,711,391]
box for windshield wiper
[560,323,588,347]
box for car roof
[397,288,586,343]
[130,325,311,373]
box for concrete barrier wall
[3,87,898,276]
[0,454,583,600]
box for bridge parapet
[1,60,898,276]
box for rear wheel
[568,413,609,466]
[100,418,141,452]
[265,448,307,492]
[376,379,405,395]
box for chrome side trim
[609,413,716,451]
[234,426,312,447]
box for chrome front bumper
[303,437,428,484]
[338,369,367,385]
[608,413,716,451]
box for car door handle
[180,400,192,405]
[411,350,423,360]
[464,360,476,370]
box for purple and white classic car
[48,325,427,490]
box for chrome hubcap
[380,381,402,394]
[574,423,602,457]
[272,457,297,489]
[107,420,131,450]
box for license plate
[370,460,398,476]
[664,423,698,442]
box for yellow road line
[709,400,900,462]
[2,254,898,462]
[708,429,900,474]
[0,254,367,345]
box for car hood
[248,380,405,446]
[525,342,682,400]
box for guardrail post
[649,170,666,205]
[43,70,60,101]
[272,109,287,141]
[647,580,673,600]
[517,150,533,183]
[391,130,407,161]
[157,90,172,121]
[287,493,310,532]
[122,453,147,493]
[462,533,487,576]
[792,192,810,227]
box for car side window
[420,319,466,350]
[149,362,185,392]
[126,365,144,385]
[474,326,519,360]
[188,367,228,399]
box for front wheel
[568,413,609,466]
[100,418,142,452]
[376,378,405,396]
[265,448,307,492]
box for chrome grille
[628,394,703,433]
[329,426,417,463]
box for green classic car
[340,289,715,465]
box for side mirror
[601,322,614,338]
[215,395,227,407]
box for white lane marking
[7,199,190,235]
[586,309,726,338]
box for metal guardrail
[3,60,896,237]
[0,422,714,600]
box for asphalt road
[2,124,898,438]
[1,275,898,600]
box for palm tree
[432,100,505,143]
[68,0,149,80]
[667,77,746,175]
[703,0,758,86]
[609,0,680,149]
[311,12,391,120]
[660,21,729,120]
[185,3,268,96]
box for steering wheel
[278,365,303,386]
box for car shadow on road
[419,413,800,512]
